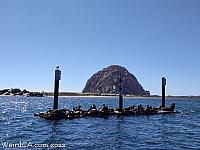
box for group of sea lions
[34,103,176,120]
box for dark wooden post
[162,77,166,107]
[119,74,123,111]
[53,67,61,110]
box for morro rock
[82,65,149,96]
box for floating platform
[34,103,179,120]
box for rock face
[82,65,149,95]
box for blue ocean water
[0,96,199,150]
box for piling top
[162,77,166,86]
[55,66,61,80]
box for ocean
[0,96,199,150]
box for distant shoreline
[1,92,200,99]
[44,92,200,99]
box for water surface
[0,96,199,150]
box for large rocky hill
[82,65,149,96]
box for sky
[0,0,200,96]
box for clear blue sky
[0,0,200,96]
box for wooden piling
[119,74,123,111]
[53,67,61,110]
[162,77,166,107]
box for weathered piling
[162,77,166,107]
[53,67,61,110]
[119,74,123,111]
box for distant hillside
[0,88,44,97]
[82,65,150,96]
